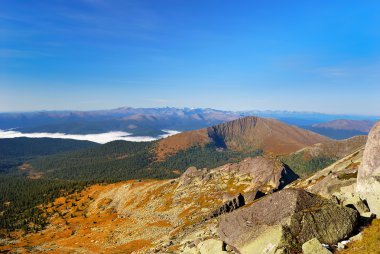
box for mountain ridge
[156,116,330,159]
[312,119,375,132]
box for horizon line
[0,106,379,118]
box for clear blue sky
[1,0,379,114]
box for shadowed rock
[208,193,245,219]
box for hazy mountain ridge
[304,119,376,140]
[0,108,241,135]
[312,119,375,132]
[1,107,377,139]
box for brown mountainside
[207,116,330,154]
[156,116,330,159]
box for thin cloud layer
[0,130,181,144]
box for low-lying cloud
[0,129,181,144]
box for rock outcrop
[357,121,380,216]
[218,189,358,254]
[179,156,298,197]
[179,166,209,187]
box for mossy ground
[338,219,380,254]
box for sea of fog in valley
[0,129,181,143]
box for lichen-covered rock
[357,121,380,215]
[218,189,358,254]
[302,238,332,254]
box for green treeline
[0,139,263,232]
[0,175,90,232]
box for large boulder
[218,189,358,254]
[357,121,380,216]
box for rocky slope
[287,121,380,253]
[156,116,330,159]
[288,147,364,199]
[0,156,298,253]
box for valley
[1,116,379,254]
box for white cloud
[159,129,181,138]
[0,130,180,144]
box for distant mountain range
[0,107,239,137]
[312,119,375,132]
[0,107,378,140]
[304,119,376,139]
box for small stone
[275,248,287,254]
[330,195,340,204]
[198,239,227,254]
[361,212,375,219]
[342,195,370,215]
[337,240,348,250]
[349,232,363,242]
[302,238,332,254]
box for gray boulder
[357,121,380,216]
[218,189,358,254]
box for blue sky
[1,0,379,114]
